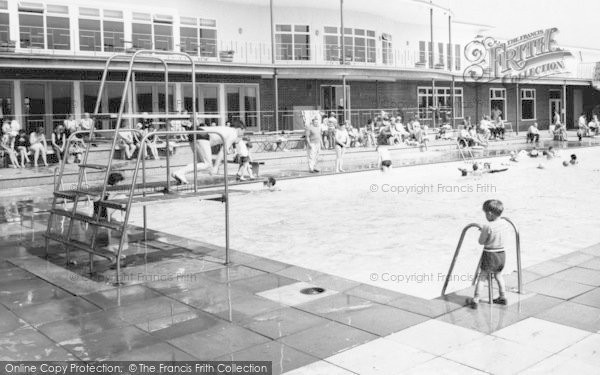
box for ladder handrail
[53,129,143,191]
[441,223,481,295]
[442,217,523,296]
[501,216,522,293]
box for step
[44,233,116,261]
[51,208,124,231]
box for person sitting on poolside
[527,123,540,143]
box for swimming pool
[130,145,600,299]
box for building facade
[0,0,598,135]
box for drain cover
[300,287,326,295]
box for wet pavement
[1,176,600,373]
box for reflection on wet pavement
[1,161,600,373]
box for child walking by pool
[334,122,350,172]
[235,136,254,181]
[467,199,507,309]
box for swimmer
[376,145,392,172]
[459,162,507,176]
[261,177,280,192]
[545,146,556,160]
[570,154,578,165]
[509,150,527,162]
[529,147,539,158]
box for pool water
[130,146,600,299]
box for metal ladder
[44,50,231,285]
[457,140,475,162]
[441,217,522,303]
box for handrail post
[441,223,482,295]
[502,217,522,294]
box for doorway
[321,85,350,123]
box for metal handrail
[441,223,481,296]
[501,217,522,293]
[442,217,523,298]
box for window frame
[489,88,508,120]
[520,88,536,121]
[417,86,464,120]
[275,24,310,61]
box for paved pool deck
[0,190,599,374]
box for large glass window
[103,13,124,52]
[0,1,9,44]
[275,24,310,61]
[79,15,101,51]
[418,41,426,65]
[19,7,44,49]
[226,85,259,131]
[490,88,507,119]
[50,82,72,121]
[382,33,392,65]
[182,84,220,124]
[325,27,375,63]
[324,26,339,61]
[180,17,198,53]
[153,15,173,51]
[199,19,217,57]
[455,44,461,70]
[521,89,536,120]
[0,82,13,118]
[418,87,463,119]
[46,6,70,50]
[132,13,152,50]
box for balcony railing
[2,36,597,80]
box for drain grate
[300,287,325,295]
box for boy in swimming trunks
[376,145,392,172]
[467,199,507,309]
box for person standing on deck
[172,124,241,184]
[305,117,323,173]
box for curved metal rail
[442,217,523,299]
[441,223,481,296]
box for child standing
[467,199,507,309]
[235,136,254,181]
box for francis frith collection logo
[464,28,573,83]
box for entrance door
[549,98,562,126]
[321,85,350,123]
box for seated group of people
[577,113,599,141]
[375,115,429,146]
[1,115,90,168]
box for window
[0,0,9,44]
[428,42,433,68]
[437,42,444,66]
[490,88,507,119]
[103,10,124,52]
[79,8,101,51]
[324,27,375,62]
[19,3,44,48]
[132,12,152,50]
[418,87,463,119]
[324,26,339,61]
[382,33,392,65]
[46,5,69,50]
[455,44,461,70]
[521,89,536,120]
[275,24,310,61]
[180,17,198,53]
[0,81,13,117]
[153,14,173,51]
[447,43,452,70]
[226,84,259,131]
[178,17,216,57]
[199,19,216,57]
[418,41,426,65]
[549,89,561,99]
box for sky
[447,0,600,52]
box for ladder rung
[96,200,127,211]
[79,163,109,170]
[51,209,124,231]
[44,233,116,261]
[55,190,101,198]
